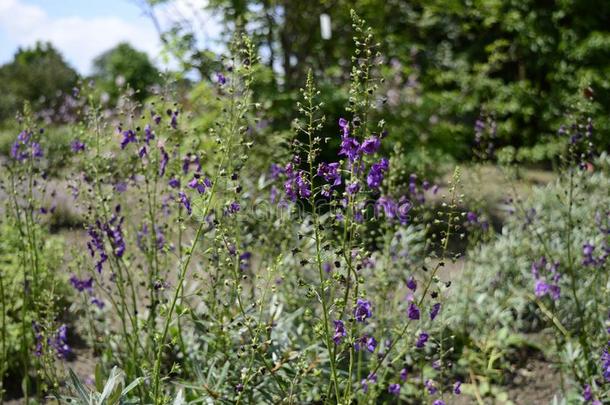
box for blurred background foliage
[0,0,609,171]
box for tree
[92,43,160,103]
[0,42,78,122]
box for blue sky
[0,0,219,74]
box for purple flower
[188,175,212,194]
[114,182,127,193]
[227,201,241,215]
[31,142,42,158]
[583,384,592,402]
[239,251,251,270]
[367,158,389,189]
[216,72,227,85]
[317,162,342,187]
[408,302,420,320]
[91,297,105,308]
[71,140,85,152]
[532,258,561,301]
[407,276,417,291]
[120,129,137,149]
[339,135,361,162]
[284,171,310,201]
[376,196,397,219]
[333,320,346,344]
[601,346,610,381]
[70,275,93,293]
[269,163,284,179]
[168,178,180,188]
[388,383,400,396]
[416,332,429,348]
[425,379,437,395]
[138,146,147,158]
[87,225,107,273]
[453,380,462,394]
[170,110,179,129]
[179,191,192,215]
[144,124,155,144]
[347,182,360,195]
[361,372,377,393]
[400,368,408,382]
[466,211,478,223]
[433,401,446,405]
[360,136,381,154]
[354,298,372,322]
[355,335,377,352]
[51,324,71,359]
[397,198,412,224]
[159,147,169,176]
[430,303,441,320]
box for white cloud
[0,0,163,73]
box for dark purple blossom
[216,72,227,85]
[367,158,389,189]
[354,298,372,323]
[70,275,93,293]
[317,162,342,187]
[144,124,155,144]
[120,129,137,149]
[416,332,429,348]
[430,303,441,320]
[408,302,420,320]
[601,346,610,381]
[71,140,85,152]
[170,110,179,129]
[361,372,377,393]
[454,380,462,394]
[347,182,360,195]
[227,201,241,215]
[425,379,437,395]
[532,257,561,301]
[400,368,408,382]
[179,191,192,214]
[159,147,169,176]
[168,178,180,188]
[407,276,417,291]
[355,335,377,353]
[360,136,381,154]
[388,384,400,396]
[50,324,71,359]
[188,175,212,194]
[333,320,346,344]
[433,401,446,405]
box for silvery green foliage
[448,153,610,396]
[62,366,143,405]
